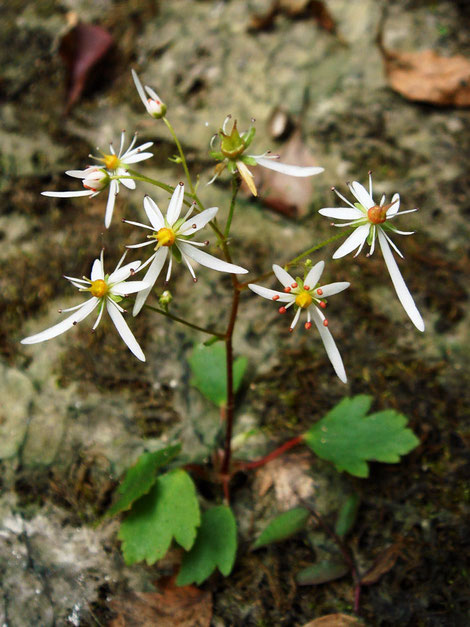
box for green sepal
[172,245,182,264]
[106,444,181,518]
[354,202,366,212]
[220,121,246,159]
[227,160,237,174]
[118,468,200,565]
[209,151,224,161]
[109,294,123,303]
[367,228,374,246]
[177,505,237,586]
[240,155,257,166]
[241,124,256,148]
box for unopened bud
[159,290,173,307]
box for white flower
[132,69,167,119]
[209,116,324,196]
[125,183,248,316]
[21,251,149,361]
[248,261,349,383]
[319,173,425,332]
[42,131,153,228]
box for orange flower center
[295,292,313,308]
[156,227,176,247]
[104,154,119,170]
[367,205,388,224]
[90,279,108,298]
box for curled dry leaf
[382,47,470,107]
[302,614,363,627]
[110,580,212,627]
[249,0,335,34]
[360,540,405,586]
[254,452,316,509]
[59,21,114,113]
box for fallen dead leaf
[110,579,212,627]
[254,452,316,508]
[382,47,470,107]
[59,20,114,113]
[249,0,335,34]
[360,540,404,586]
[249,131,322,217]
[302,613,363,627]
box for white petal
[310,308,347,383]
[145,86,161,101]
[143,196,165,230]
[318,282,350,297]
[179,206,218,235]
[387,193,400,216]
[177,242,247,274]
[65,170,87,179]
[109,260,142,284]
[378,231,425,331]
[304,261,325,289]
[381,229,404,258]
[248,283,293,303]
[21,298,98,344]
[104,179,119,228]
[132,69,148,107]
[167,184,185,225]
[133,248,167,316]
[126,240,155,249]
[91,257,104,281]
[111,280,150,295]
[125,142,154,157]
[255,157,324,177]
[332,224,370,259]
[349,181,375,210]
[121,152,153,164]
[106,301,145,361]
[41,190,94,198]
[92,301,106,330]
[272,264,295,288]
[119,173,136,190]
[318,207,364,220]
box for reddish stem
[239,435,304,470]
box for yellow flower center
[90,279,108,298]
[295,292,313,308]
[367,205,388,224]
[156,227,176,247]
[104,154,119,170]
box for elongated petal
[121,152,153,164]
[111,280,150,295]
[132,69,148,107]
[65,170,87,179]
[378,231,425,331]
[118,173,136,190]
[109,260,142,284]
[318,207,364,219]
[255,157,324,177]
[349,181,374,210]
[167,183,185,225]
[21,297,99,344]
[289,307,302,330]
[41,190,94,198]
[104,179,119,228]
[179,206,218,235]
[106,301,145,361]
[332,224,370,259]
[319,282,350,297]
[248,283,293,303]
[133,248,167,316]
[125,142,154,157]
[236,161,257,196]
[304,261,325,289]
[143,195,165,230]
[91,258,104,281]
[272,264,295,287]
[387,193,400,216]
[177,242,247,274]
[310,307,347,383]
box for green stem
[144,304,224,338]
[224,176,241,238]
[238,228,354,289]
[120,171,174,195]
[163,117,195,196]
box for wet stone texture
[1,0,470,625]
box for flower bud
[82,167,109,192]
[159,290,173,308]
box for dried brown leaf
[110,580,212,627]
[360,540,404,586]
[249,0,335,34]
[383,48,470,107]
[254,452,315,508]
[59,22,114,113]
[302,614,363,627]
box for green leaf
[119,469,200,565]
[303,395,420,478]
[253,507,310,549]
[296,559,349,585]
[335,494,360,538]
[188,343,247,407]
[177,505,237,586]
[107,444,181,517]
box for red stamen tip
[305,322,312,330]
[284,286,291,293]
[289,327,294,333]
[279,306,286,314]
[304,285,310,291]
[192,224,197,228]
[320,301,327,309]
[316,288,323,295]
[291,282,297,288]
[272,295,280,301]
[193,278,198,283]
[323,319,329,327]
